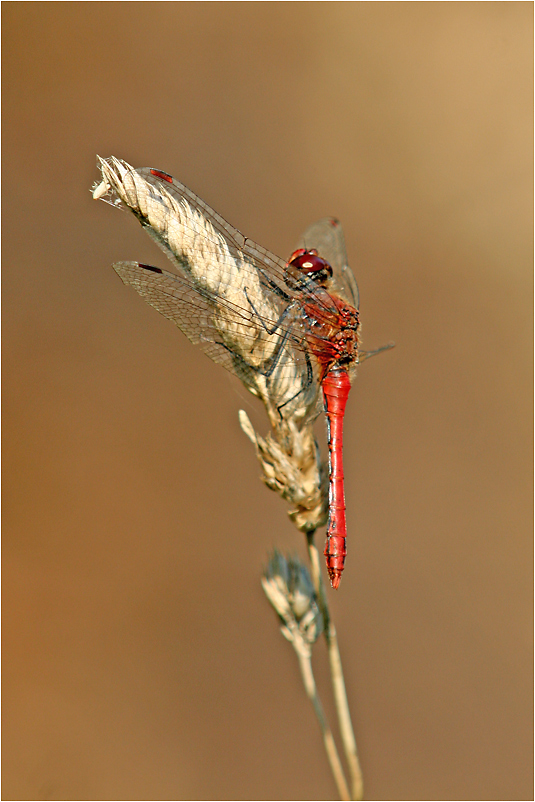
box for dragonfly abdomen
[322,370,351,589]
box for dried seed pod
[262,551,323,652]
[239,411,328,533]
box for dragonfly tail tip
[329,571,342,590]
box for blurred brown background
[3,3,532,800]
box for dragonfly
[93,157,389,588]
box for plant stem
[306,532,364,801]
[295,646,351,802]
[325,621,363,800]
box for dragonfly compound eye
[287,249,333,286]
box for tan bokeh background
[3,3,532,800]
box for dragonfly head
[286,248,333,288]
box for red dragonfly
[93,157,388,589]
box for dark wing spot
[150,169,173,183]
[138,263,163,274]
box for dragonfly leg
[256,267,293,303]
[244,287,296,336]
[259,324,294,378]
[212,325,292,383]
[216,287,315,419]
[218,322,311,418]
[274,350,314,419]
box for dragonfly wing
[113,261,257,383]
[95,157,292,298]
[95,158,324,421]
[112,260,320,422]
[297,217,359,309]
[95,158,340,322]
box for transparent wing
[94,158,340,318]
[94,159,366,422]
[297,217,359,309]
[94,157,332,421]
[113,260,257,381]
[112,258,325,422]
